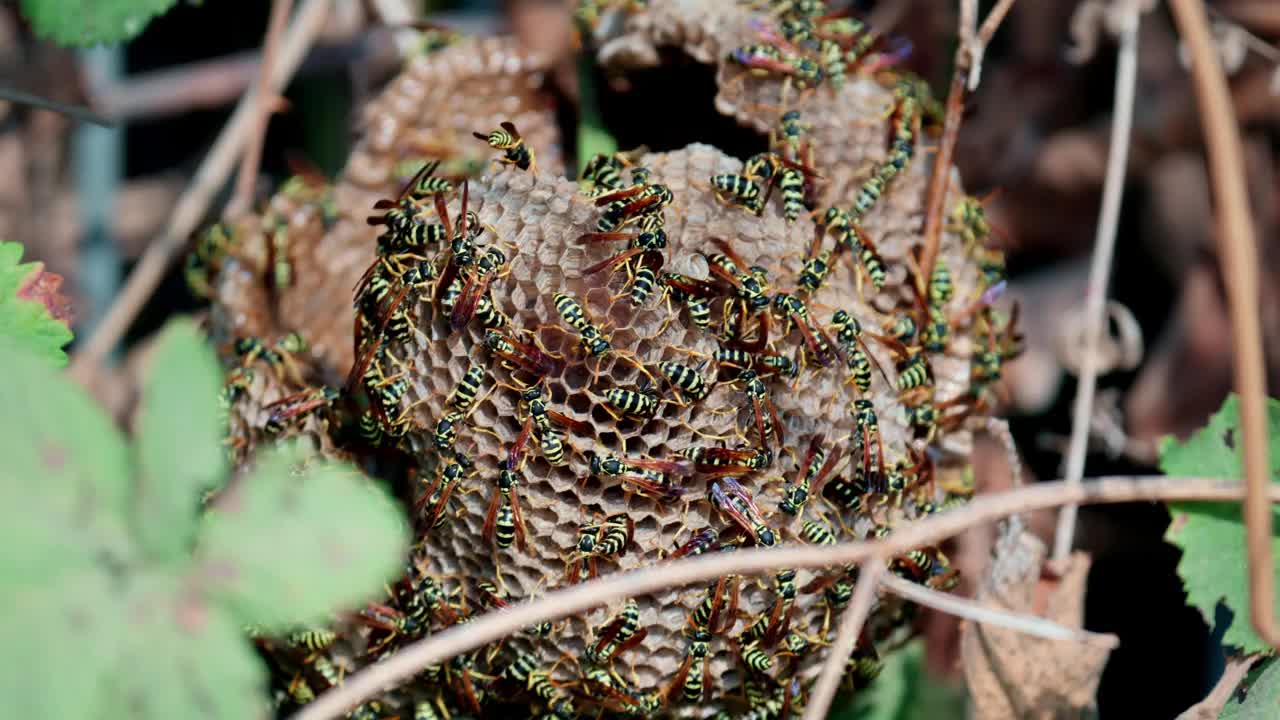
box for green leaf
[0,343,133,592]
[1163,394,1280,654]
[197,441,410,630]
[833,640,967,720]
[0,570,125,717]
[0,241,73,367]
[1220,657,1280,720]
[133,319,227,565]
[99,572,269,720]
[20,0,178,47]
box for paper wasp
[709,478,776,547]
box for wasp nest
[208,5,1009,718]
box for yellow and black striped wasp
[779,436,841,516]
[262,386,339,435]
[772,291,839,367]
[568,512,635,583]
[585,599,648,666]
[587,451,693,502]
[450,244,509,332]
[591,175,673,233]
[482,445,528,552]
[704,237,773,351]
[416,451,476,529]
[739,369,784,451]
[483,328,563,381]
[578,213,668,306]
[666,626,713,704]
[684,444,774,478]
[474,120,536,174]
[709,477,777,547]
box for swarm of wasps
[200,7,1020,719]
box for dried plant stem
[1051,3,1140,566]
[289,475,1271,720]
[879,573,1117,647]
[803,560,883,720]
[226,0,295,220]
[1168,0,1276,650]
[1175,654,1258,720]
[967,0,1018,89]
[917,0,977,301]
[68,0,332,383]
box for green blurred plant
[0,241,73,366]
[0,317,410,719]
[831,640,967,720]
[20,0,181,47]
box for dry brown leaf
[962,518,1115,719]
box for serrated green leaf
[19,0,178,47]
[0,570,125,717]
[100,572,269,720]
[1163,394,1280,654]
[133,319,227,565]
[0,241,73,367]
[0,343,133,593]
[1220,657,1280,720]
[197,441,410,630]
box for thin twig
[879,573,1117,647]
[1052,3,1141,565]
[227,0,295,220]
[1168,0,1276,650]
[0,84,113,127]
[968,0,1019,89]
[1175,655,1258,720]
[803,560,883,720]
[916,1,977,301]
[289,475,1274,720]
[68,0,332,383]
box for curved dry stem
[226,0,295,220]
[1052,2,1140,565]
[68,0,332,382]
[803,560,883,720]
[879,573,1117,647]
[290,475,1270,720]
[1168,0,1276,650]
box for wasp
[795,245,834,297]
[434,378,492,453]
[656,360,710,402]
[669,527,721,560]
[772,110,813,169]
[476,583,551,637]
[474,120,536,174]
[851,398,885,489]
[450,245,509,331]
[778,166,807,223]
[684,444,773,478]
[569,512,635,583]
[660,272,716,330]
[741,569,799,647]
[482,457,528,551]
[710,478,776,547]
[580,152,625,195]
[263,386,338,435]
[739,640,774,675]
[587,451,691,502]
[578,213,668,299]
[709,172,763,215]
[517,381,590,466]
[773,291,837,366]
[780,437,841,516]
[448,365,486,411]
[587,599,648,666]
[706,238,772,315]
[668,627,713,703]
[690,574,741,633]
[799,518,836,545]
[829,309,889,395]
[727,36,824,103]
[552,292,653,384]
[920,304,950,353]
[285,627,337,653]
[602,379,660,421]
[713,345,798,380]
[185,223,237,299]
[891,546,959,590]
[739,369,784,451]
[845,640,883,690]
[235,332,309,386]
[895,348,931,391]
[483,328,562,379]
[417,452,475,528]
[593,181,674,232]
